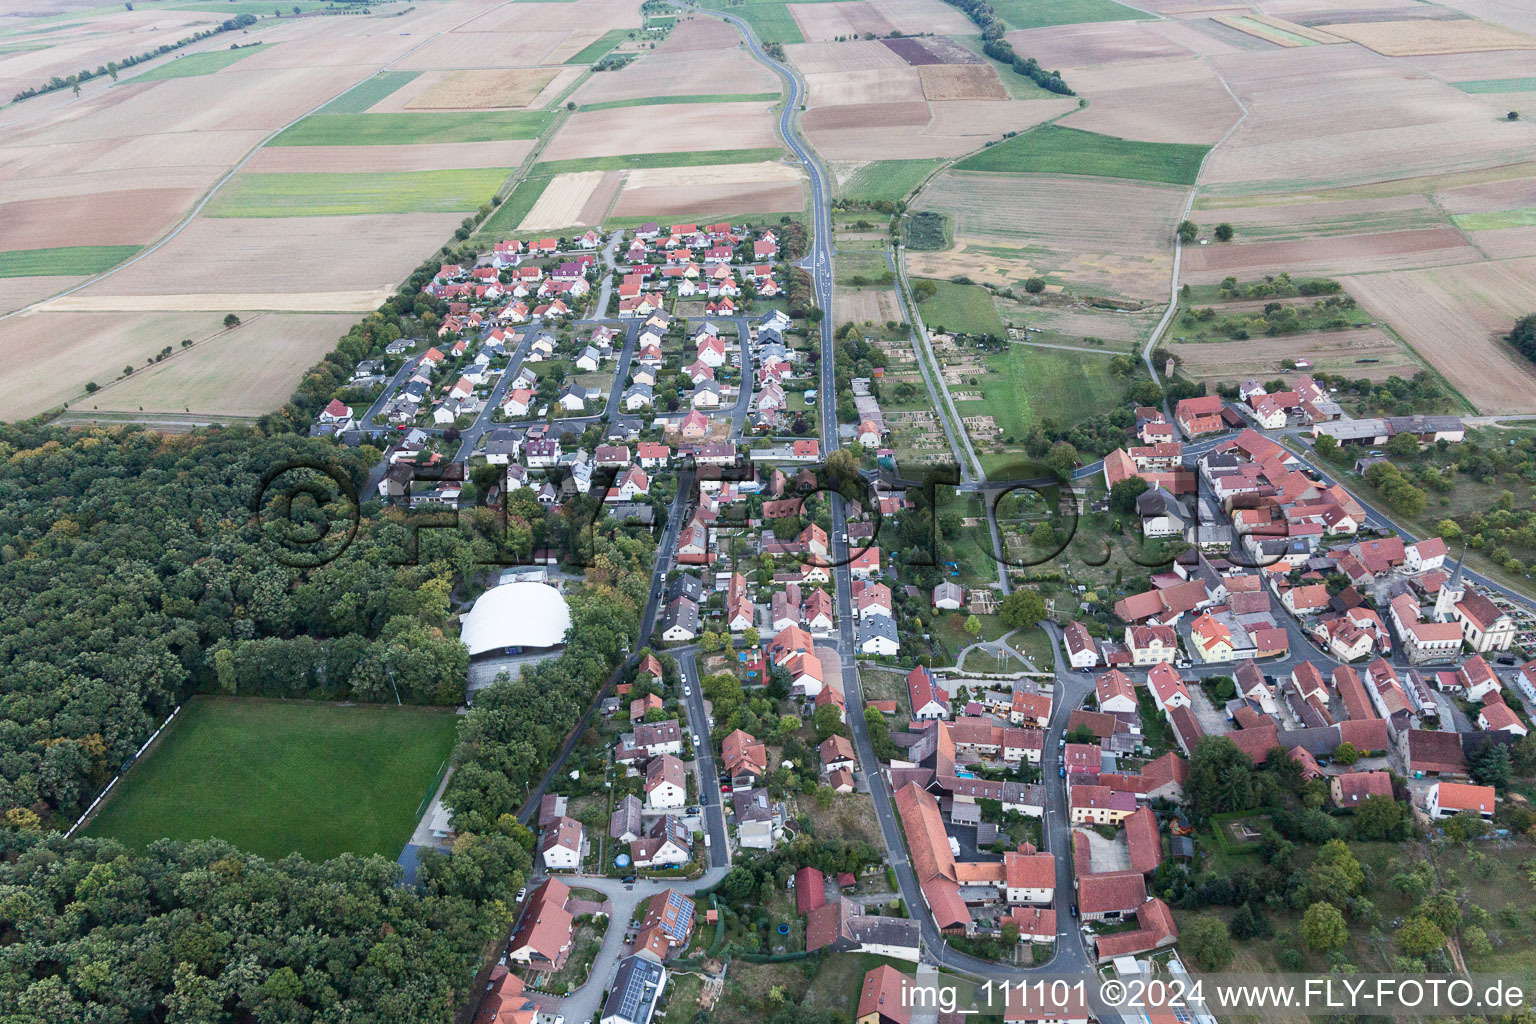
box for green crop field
[319,70,421,113]
[958,346,1124,442]
[1453,78,1536,94]
[694,0,804,44]
[477,174,553,236]
[565,28,629,64]
[839,159,944,204]
[534,147,783,175]
[0,244,139,277]
[988,0,1142,30]
[269,110,552,146]
[1453,208,1536,231]
[579,92,780,112]
[131,44,267,81]
[206,168,510,217]
[954,125,1210,185]
[915,279,1003,337]
[84,698,459,861]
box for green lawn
[579,92,780,112]
[206,168,510,217]
[699,1,804,44]
[477,174,553,236]
[269,110,552,146]
[1453,78,1536,94]
[988,0,1142,30]
[0,244,139,277]
[319,69,421,113]
[1452,208,1536,231]
[839,159,944,204]
[84,698,458,861]
[956,345,1125,440]
[131,44,267,81]
[954,125,1210,186]
[565,28,630,64]
[916,279,1003,337]
[534,147,783,175]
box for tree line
[11,15,258,103]
[934,0,1073,95]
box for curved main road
[682,3,1105,988]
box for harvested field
[43,292,392,314]
[787,40,909,76]
[835,286,903,327]
[580,171,624,225]
[806,97,1074,160]
[1202,44,1536,186]
[1168,328,1420,386]
[1182,228,1481,281]
[881,36,946,65]
[539,101,780,160]
[611,181,805,218]
[868,0,977,35]
[519,171,607,231]
[790,2,894,41]
[569,48,778,105]
[245,140,534,173]
[1212,15,1333,46]
[1343,258,1536,414]
[1469,226,1536,259]
[0,309,350,419]
[655,15,744,51]
[1438,177,1536,214]
[625,162,803,188]
[912,172,1185,299]
[1324,19,1536,55]
[460,0,644,34]
[918,65,1008,101]
[83,312,362,417]
[402,67,558,109]
[803,101,931,130]
[0,188,200,250]
[394,30,573,70]
[57,213,461,299]
[1060,56,1242,143]
[1004,21,1196,65]
[0,275,86,316]
[1144,18,1249,56]
[805,67,924,106]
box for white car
[683,686,692,697]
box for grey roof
[667,574,703,603]
[602,955,665,1024]
[662,598,698,635]
[611,794,643,839]
[732,788,773,823]
[857,614,899,646]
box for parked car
[1070,903,1079,918]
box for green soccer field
[84,698,459,861]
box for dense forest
[0,422,654,1020]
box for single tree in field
[1214,222,1234,242]
[1509,110,1520,121]
[1177,220,1198,243]
[223,313,241,328]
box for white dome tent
[459,581,572,657]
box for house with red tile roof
[857,965,914,1024]
[908,665,949,720]
[1092,898,1177,962]
[507,879,574,968]
[1330,771,1393,808]
[1076,870,1146,921]
[1124,805,1162,874]
[1175,395,1226,437]
[1146,663,1191,712]
[1427,781,1495,819]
